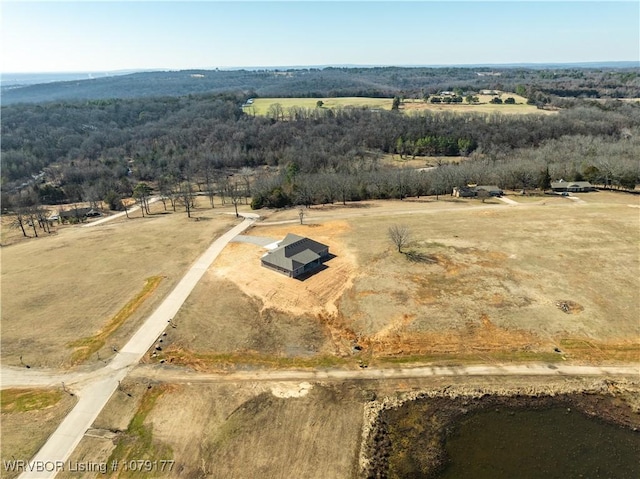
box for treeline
[2,93,639,214]
[3,66,639,105]
[251,133,640,208]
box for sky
[1,1,638,73]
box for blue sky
[2,1,638,73]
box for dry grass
[337,201,639,361]
[1,199,241,368]
[62,382,364,479]
[156,196,639,369]
[1,388,77,479]
[68,276,164,364]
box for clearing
[245,94,554,116]
[0,198,244,368]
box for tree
[388,224,410,253]
[538,166,552,191]
[489,97,503,104]
[176,181,195,218]
[225,179,242,218]
[316,100,324,108]
[391,96,401,110]
[504,97,516,104]
[133,182,152,216]
[298,208,305,225]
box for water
[437,407,640,479]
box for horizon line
[4,60,640,76]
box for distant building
[261,234,330,278]
[452,186,476,198]
[59,207,101,222]
[452,185,503,198]
[550,181,595,192]
[475,185,504,197]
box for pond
[437,407,640,479]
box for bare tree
[176,181,195,218]
[298,208,305,225]
[388,224,410,253]
[226,179,242,218]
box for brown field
[1,388,77,479]
[59,379,365,479]
[0,198,246,368]
[153,191,639,370]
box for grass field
[0,198,246,368]
[152,191,639,370]
[244,92,555,116]
[1,388,77,479]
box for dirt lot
[1,199,241,368]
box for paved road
[10,213,258,479]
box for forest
[3,65,639,105]
[2,66,639,217]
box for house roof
[262,234,328,272]
[475,185,502,192]
[551,181,593,188]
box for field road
[254,200,552,227]
[4,363,638,391]
[130,363,640,384]
[4,213,259,479]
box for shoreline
[359,377,640,478]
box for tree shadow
[403,250,438,264]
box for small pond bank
[361,379,639,478]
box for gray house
[551,181,595,192]
[452,185,503,198]
[261,234,329,278]
[475,185,503,197]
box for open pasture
[245,92,554,116]
[0,198,243,368]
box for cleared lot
[157,192,639,370]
